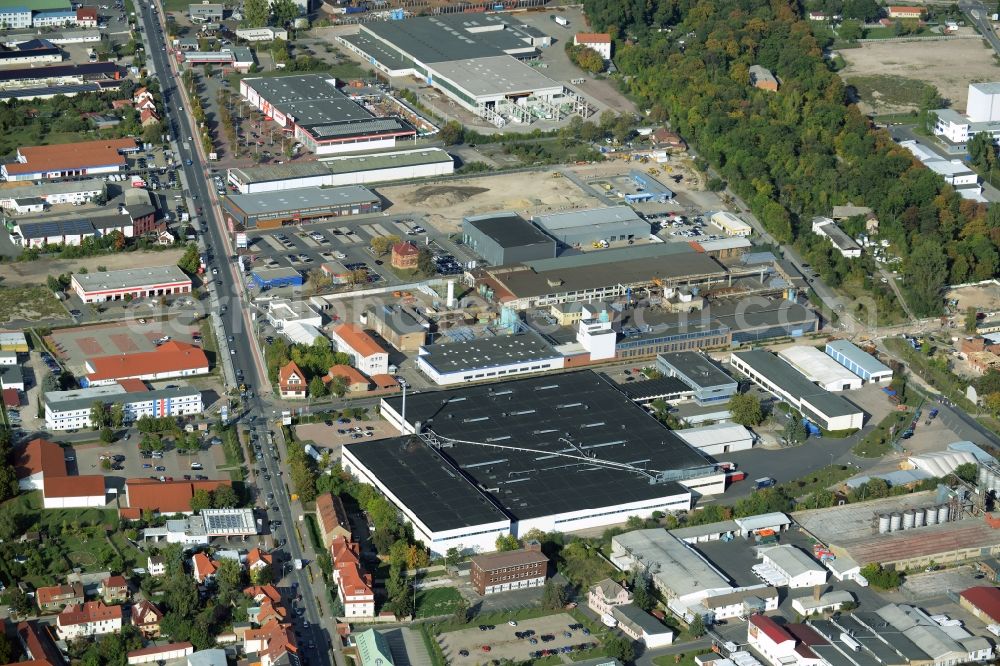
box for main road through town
[133,5,343,665]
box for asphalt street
[135,5,340,665]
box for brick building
[469,542,548,595]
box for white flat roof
[675,423,753,449]
[613,529,731,598]
[430,55,563,98]
[924,160,975,177]
[778,345,860,387]
[760,545,824,578]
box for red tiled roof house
[278,361,306,399]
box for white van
[190,462,203,470]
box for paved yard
[892,565,984,603]
[438,613,593,665]
[45,317,203,375]
[294,419,397,456]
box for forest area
[582,0,1000,318]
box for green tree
[860,563,902,589]
[272,0,299,25]
[495,533,519,551]
[90,401,108,429]
[190,489,212,513]
[110,402,125,429]
[0,632,13,664]
[689,613,706,637]
[439,120,464,146]
[965,306,980,334]
[904,240,947,317]
[452,595,470,624]
[603,635,635,663]
[370,235,401,256]
[308,375,326,400]
[728,393,764,427]
[328,375,348,398]
[242,0,270,27]
[215,558,243,594]
[541,579,567,610]
[843,0,881,21]
[416,248,435,276]
[212,484,239,508]
[954,462,979,483]
[783,416,808,445]
[100,427,115,444]
[3,587,30,617]
[838,19,863,41]
[445,547,461,568]
[177,243,201,274]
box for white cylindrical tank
[890,513,902,531]
[878,514,891,534]
[937,505,951,523]
[914,508,925,528]
[902,510,915,530]
[925,507,938,525]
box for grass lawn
[845,74,936,110]
[10,491,117,528]
[304,514,323,551]
[0,286,66,323]
[653,649,713,666]
[861,26,933,39]
[778,464,855,499]
[853,406,913,457]
[415,586,464,619]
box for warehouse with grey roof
[337,15,592,128]
[239,74,416,155]
[220,185,380,228]
[462,212,556,266]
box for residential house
[192,552,219,584]
[244,619,298,666]
[56,601,123,640]
[247,548,272,575]
[130,599,163,638]
[278,361,307,399]
[36,582,84,612]
[611,604,673,648]
[588,578,632,616]
[245,585,282,605]
[17,620,63,666]
[323,365,370,394]
[148,555,166,576]
[747,614,825,666]
[101,575,129,603]
[316,492,351,549]
[331,536,375,618]
[749,65,779,92]
[887,5,924,18]
[139,109,159,128]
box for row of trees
[242,0,299,29]
[565,42,606,74]
[581,0,995,317]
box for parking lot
[438,613,597,666]
[67,434,224,492]
[294,418,397,455]
[243,215,466,292]
[45,318,204,376]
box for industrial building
[227,149,453,194]
[462,212,556,266]
[2,137,136,181]
[363,304,428,352]
[610,529,733,616]
[221,185,380,228]
[811,216,862,259]
[330,323,388,376]
[0,61,121,94]
[476,243,732,310]
[753,545,827,588]
[777,346,863,392]
[532,206,650,247]
[338,15,590,128]
[71,265,191,303]
[415,329,564,386]
[178,46,255,72]
[825,339,893,383]
[82,341,209,386]
[675,423,754,456]
[344,371,724,555]
[627,170,674,203]
[708,300,817,343]
[794,488,1000,569]
[729,350,864,431]
[470,544,548,595]
[239,75,415,155]
[0,38,61,65]
[710,211,753,237]
[656,351,737,406]
[0,178,104,210]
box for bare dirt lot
[0,248,186,286]
[381,172,603,234]
[839,38,1000,114]
[946,281,1000,315]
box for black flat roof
[464,212,554,249]
[345,436,509,531]
[616,376,691,401]
[377,371,710,521]
[0,61,119,82]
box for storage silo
[878,514,891,534]
[914,508,925,528]
[902,510,916,530]
[924,506,938,525]
[937,504,950,523]
[890,513,902,531]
